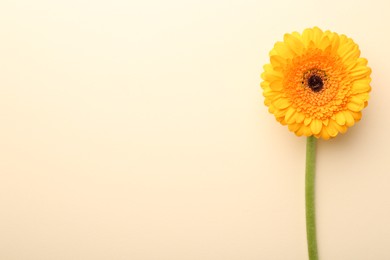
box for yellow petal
[335,112,346,125]
[296,126,304,136]
[328,32,340,55]
[270,55,287,68]
[318,36,331,51]
[284,33,304,55]
[291,31,301,39]
[285,107,297,124]
[302,125,312,136]
[296,113,305,124]
[273,98,291,109]
[312,27,324,45]
[310,119,322,135]
[302,28,313,47]
[273,108,286,117]
[320,128,331,140]
[288,123,300,132]
[323,118,329,126]
[274,42,294,59]
[347,98,364,112]
[351,81,371,94]
[304,117,312,126]
[350,66,372,80]
[354,57,368,67]
[260,80,269,88]
[342,46,360,66]
[338,37,354,57]
[343,111,355,127]
[262,70,283,82]
[354,93,370,102]
[350,111,362,121]
[325,124,338,137]
[269,80,284,91]
[263,87,277,97]
[331,119,348,134]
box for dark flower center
[308,75,323,92]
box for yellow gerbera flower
[261,27,371,140]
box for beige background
[1,0,390,259]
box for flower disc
[261,27,371,139]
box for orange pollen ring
[280,48,353,120]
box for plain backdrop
[1,0,390,259]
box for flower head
[261,27,371,139]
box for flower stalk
[305,136,318,260]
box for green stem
[306,136,318,260]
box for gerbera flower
[261,27,371,139]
